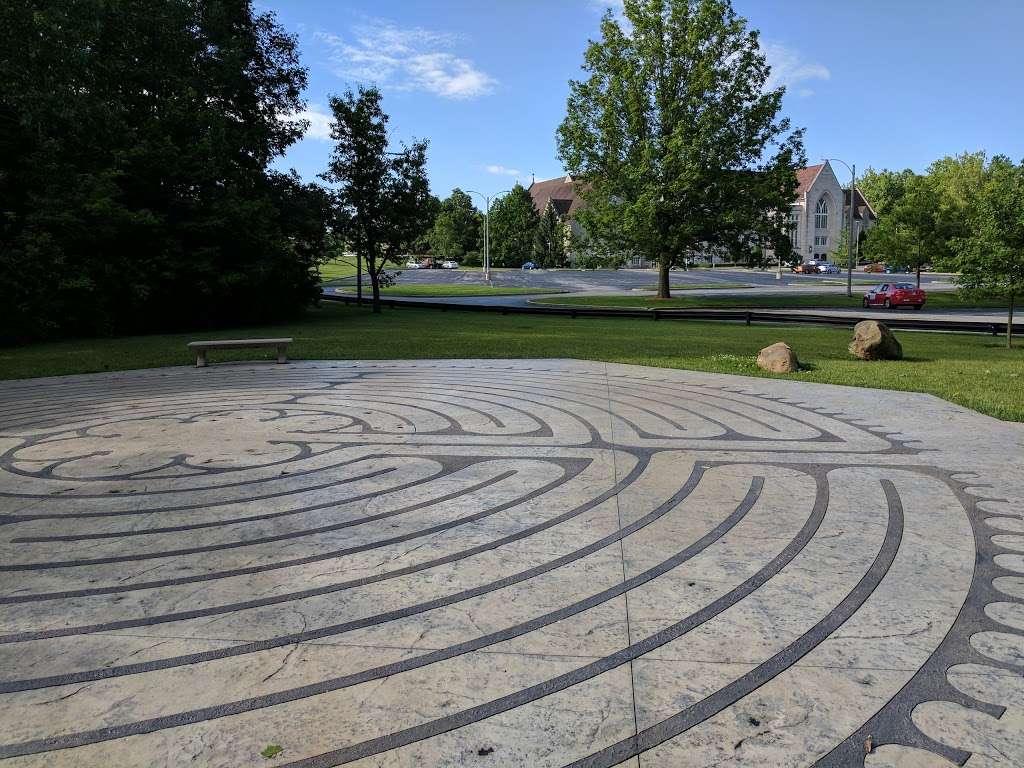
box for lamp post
[466,189,511,283]
[824,158,856,298]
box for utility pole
[467,189,511,284]
[824,158,856,297]
[848,164,856,299]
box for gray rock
[849,320,903,360]
[757,341,800,373]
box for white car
[405,260,421,269]
[441,260,459,269]
[817,262,841,274]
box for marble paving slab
[0,359,1022,767]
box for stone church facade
[788,161,877,262]
[529,160,877,267]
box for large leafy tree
[322,87,432,314]
[0,0,328,343]
[557,0,804,298]
[950,156,1024,348]
[862,173,945,287]
[488,184,539,267]
[428,189,481,259]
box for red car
[862,282,926,310]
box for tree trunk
[1008,293,1015,350]
[657,258,671,299]
[369,271,381,314]
[357,251,363,301]
[916,267,921,289]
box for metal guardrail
[322,294,1021,336]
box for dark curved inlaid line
[564,478,905,768]
[0,473,758,756]
[0,451,403,514]
[0,456,607,609]
[216,471,835,768]
[9,463,499,543]
[351,374,849,447]
[0,466,550,571]
[8,465,401,541]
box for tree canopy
[557,0,804,298]
[862,173,945,286]
[0,0,329,343]
[950,156,1024,347]
[428,189,482,260]
[533,204,567,268]
[321,86,432,313]
[488,184,539,267]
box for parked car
[863,262,885,273]
[440,260,459,269]
[863,282,926,310]
[884,264,910,274]
[521,261,537,270]
[405,260,421,269]
[793,262,819,274]
[418,257,439,269]
[817,262,841,274]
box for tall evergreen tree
[488,184,539,267]
[322,87,432,314]
[533,204,567,267]
[0,0,328,343]
[557,0,804,298]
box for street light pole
[824,158,856,298]
[467,189,511,284]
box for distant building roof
[795,164,825,198]
[528,175,586,217]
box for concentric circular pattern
[0,360,1021,767]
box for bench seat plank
[186,338,293,367]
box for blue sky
[266,0,1024,204]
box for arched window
[815,197,829,229]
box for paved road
[2,361,1021,766]
[335,267,955,293]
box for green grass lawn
[318,259,359,283]
[332,284,558,297]
[319,261,509,285]
[3,302,1023,420]
[532,292,1007,311]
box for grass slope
[532,292,1006,310]
[3,303,1022,421]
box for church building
[528,160,877,266]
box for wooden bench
[187,338,293,368]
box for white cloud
[763,43,831,91]
[485,164,521,177]
[285,105,334,141]
[319,21,496,100]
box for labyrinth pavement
[0,360,1022,767]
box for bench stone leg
[277,346,288,364]
[195,350,207,368]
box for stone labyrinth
[1,360,1022,767]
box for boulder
[849,320,903,360]
[756,342,799,373]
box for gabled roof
[795,163,826,198]
[528,175,586,217]
[844,187,877,220]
